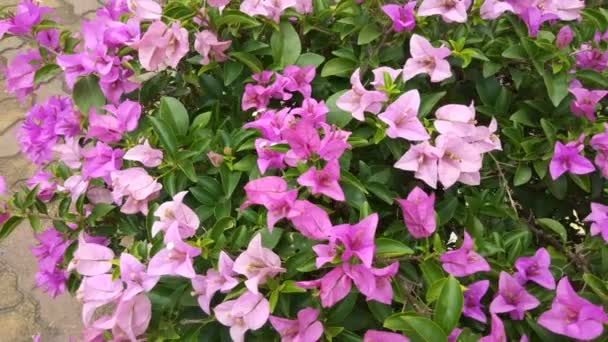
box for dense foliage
[3,0,608,341]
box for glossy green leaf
[433,276,463,333]
[384,314,448,342]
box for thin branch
[489,153,519,216]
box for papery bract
[233,234,285,294]
[403,34,452,83]
[513,248,556,290]
[269,307,324,342]
[463,280,490,323]
[489,272,540,320]
[396,186,436,239]
[440,232,490,277]
[538,277,608,340]
[214,291,270,342]
[378,90,429,141]
[336,68,388,121]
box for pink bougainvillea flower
[333,213,378,268]
[364,330,410,342]
[382,2,416,33]
[378,90,429,141]
[345,262,399,304]
[440,232,490,277]
[568,86,608,121]
[403,34,452,83]
[0,175,5,196]
[556,25,574,48]
[575,46,608,72]
[435,134,483,188]
[214,291,270,342]
[147,223,201,279]
[297,160,345,201]
[269,308,324,342]
[538,277,608,340]
[133,21,188,71]
[131,20,169,71]
[418,0,471,23]
[61,175,90,202]
[371,66,403,89]
[127,0,162,21]
[283,120,321,165]
[111,167,162,215]
[283,64,316,98]
[194,30,231,65]
[56,53,94,88]
[397,187,436,239]
[244,108,295,141]
[26,171,57,202]
[287,200,333,240]
[263,0,297,22]
[480,0,513,19]
[395,141,442,188]
[124,139,163,168]
[336,68,388,121]
[0,0,52,39]
[463,280,490,323]
[4,49,41,102]
[318,123,352,161]
[291,98,329,127]
[53,137,82,170]
[119,253,160,300]
[584,202,608,242]
[255,139,286,174]
[81,142,124,184]
[241,176,298,229]
[94,293,152,342]
[513,248,556,290]
[434,102,477,137]
[479,314,507,342]
[68,233,115,276]
[549,137,595,180]
[490,272,540,320]
[209,0,231,11]
[152,191,199,238]
[233,234,285,294]
[590,125,608,177]
[87,100,142,143]
[191,251,239,314]
[467,118,502,153]
[297,266,352,308]
[78,274,123,325]
[207,150,224,167]
[36,28,59,50]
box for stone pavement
[0,0,103,341]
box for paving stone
[0,121,22,158]
[0,296,41,342]
[0,264,24,310]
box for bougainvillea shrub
[4,0,608,340]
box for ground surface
[0,1,105,340]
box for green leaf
[419,92,446,117]
[583,273,608,301]
[28,214,41,232]
[576,69,608,88]
[375,238,415,258]
[426,278,448,304]
[261,227,283,249]
[326,90,351,127]
[148,116,178,156]
[191,111,212,131]
[160,97,190,135]
[536,218,567,243]
[514,164,532,186]
[215,10,261,28]
[296,53,325,67]
[276,21,302,66]
[33,64,60,85]
[321,58,356,77]
[73,75,106,114]
[569,174,590,193]
[357,23,381,45]
[384,314,448,342]
[327,292,357,324]
[229,52,263,73]
[208,217,236,241]
[433,276,463,333]
[223,60,244,86]
[86,204,116,224]
[543,70,568,107]
[0,216,24,240]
